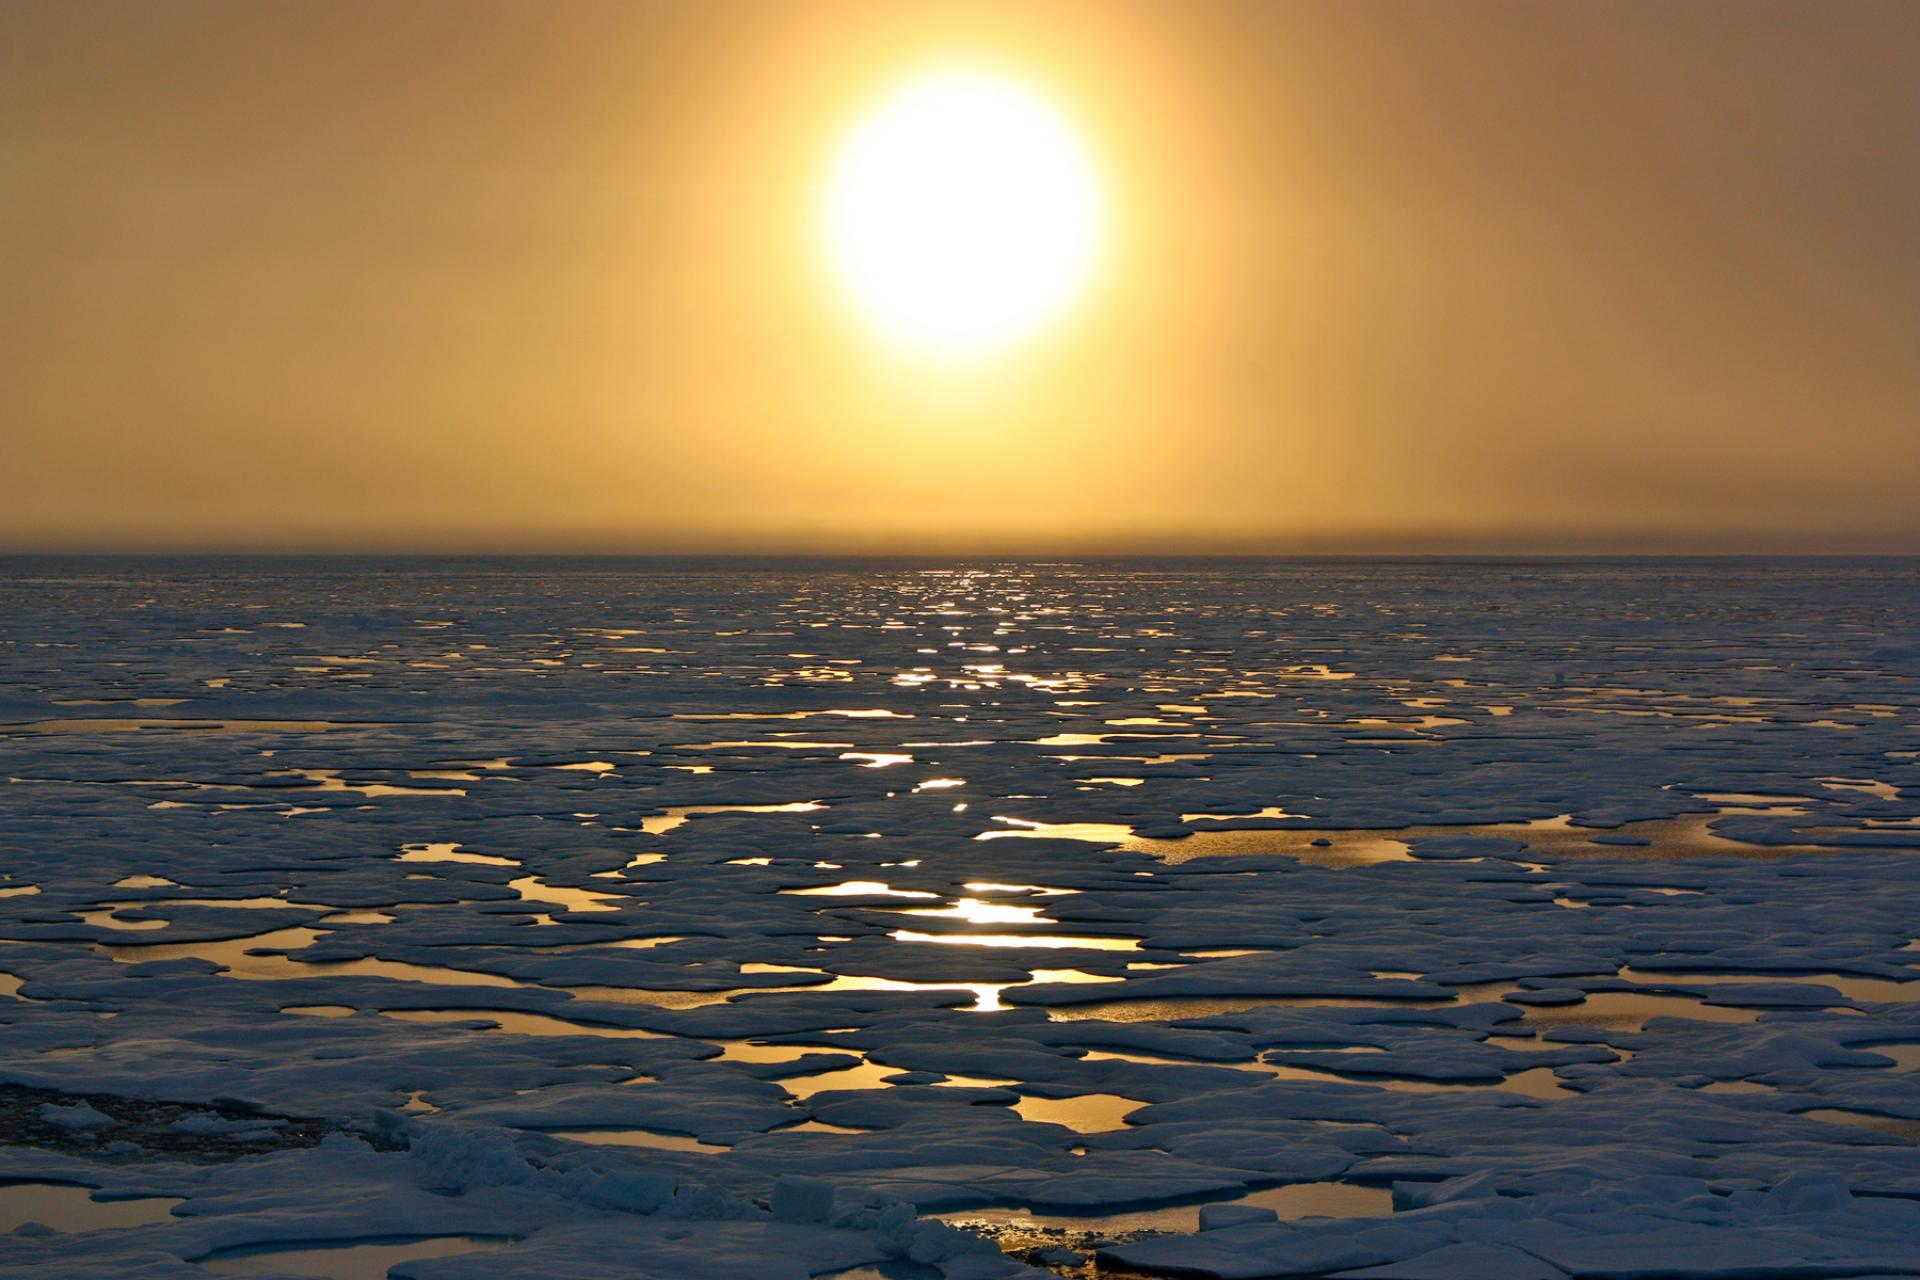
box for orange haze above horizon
[3,0,1918,554]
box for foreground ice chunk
[1333,1242,1569,1280]
[772,1173,836,1223]
[1200,1203,1279,1230]
[409,1126,533,1191]
[1765,1169,1852,1214]
[36,1101,112,1131]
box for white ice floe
[1,559,1917,1277]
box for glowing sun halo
[823,69,1106,358]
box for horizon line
[7,526,1920,560]
[5,548,1920,562]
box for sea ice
[2,558,1917,1277]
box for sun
[822,68,1106,359]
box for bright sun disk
[823,68,1106,358]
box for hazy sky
[4,0,1917,553]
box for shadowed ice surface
[1,557,1918,1278]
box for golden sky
[4,0,1917,553]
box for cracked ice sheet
[1,556,1918,1278]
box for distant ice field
[1,557,1917,1279]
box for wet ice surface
[2,556,1919,1279]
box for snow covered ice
[2,556,1918,1279]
